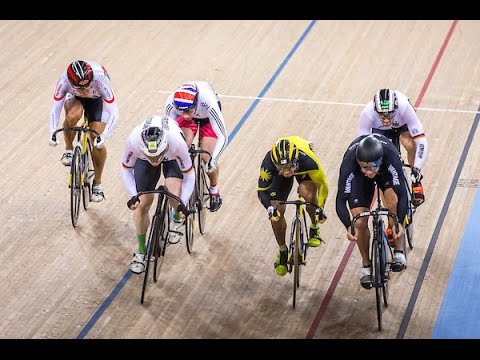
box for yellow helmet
[271,138,299,167]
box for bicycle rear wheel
[197,159,209,235]
[153,195,169,283]
[82,139,94,210]
[70,147,82,227]
[141,214,159,304]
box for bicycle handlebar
[350,208,399,236]
[52,127,101,143]
[132,185,195,216]
[189,145,212,159]
[272,200,327,221]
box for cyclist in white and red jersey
[48,60,119,202]
[357,89,427,207]
[164,81,228,212]
[121,115,194,274]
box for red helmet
[67,60,93,88]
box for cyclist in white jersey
[121,115,194,274]
[357,89,428,206]
[165,81,228,212]
[48,60,119,202]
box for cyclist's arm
[357,106,374,136]
[179,167,195,205]
[307,164,329,209]
[257,155,275,209]
[97,77,119,139]
[387,152,408,223]
[48,78,67,135]
[207,107,228,161]
[121,163,137,198]
[120,137,139,197]
[335,173,353,229]
[404,105,428,170]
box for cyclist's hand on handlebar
[315,207,327,224]
[205,158,217,173]
[127,196,139,210]
[267,206,280,222]
[411,166,423,184]
[49,134,58,147]
[94,134,106,149]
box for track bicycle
[351,183,400,331]
[271,196,325,308]
[52,117,100,227]
[184,144,212,253]
[389,131,415,250]
[131,186,195,304]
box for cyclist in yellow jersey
[257,136,329,276]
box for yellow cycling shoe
[308,238,321,247]
[275,264,288,276]
[308,226,324,247]
[274,249,288,276]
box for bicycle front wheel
[141,214,159,304]
[372,235,383,331]
[153,195,169,283]
[70,147,82,227]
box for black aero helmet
[67,60,93,87]
[356,135,384,166]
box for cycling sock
[279,244,288,252]
[310,223,319,230]
[394,250,404,254]
[137,234,146,253]
[209,185,219,194]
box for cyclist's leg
[297,177,324,247]
[130,160,161,274]
[399,126,415,167]
[83,98,107,201]
[269,176,292,276]
[63,95,83,149]
[177,116,197,147]
[349,177,375,288]
[61,95,83,165]
[382,187,407,271]
[163,160,184,244]
[199,122,222,212]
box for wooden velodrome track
[0,20,479,340]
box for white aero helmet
[140,115,169,164]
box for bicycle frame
[134,186,195,304]
[351,184,399,331]
[272,197,323,308]
[52,117,100,227]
